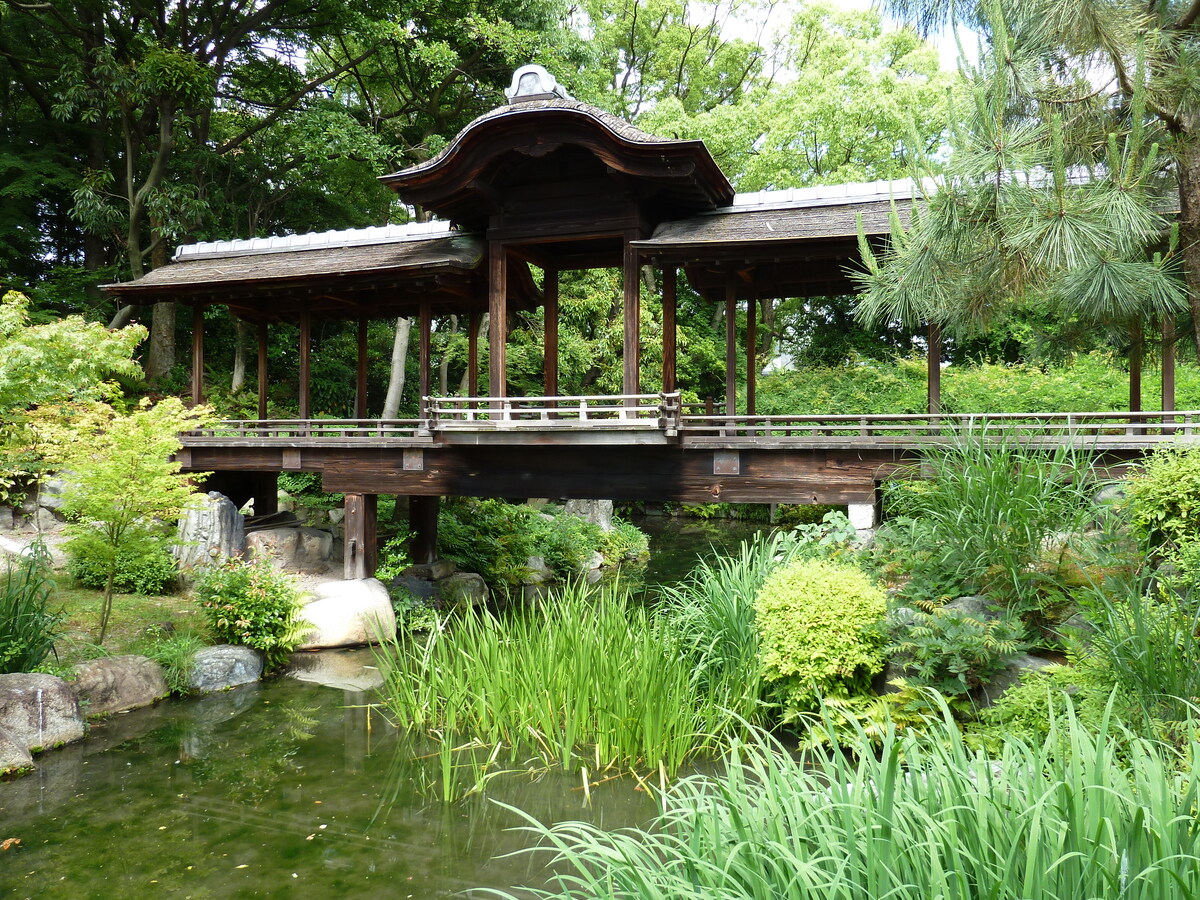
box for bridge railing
[680,410,1198,442]
[186,418,430,441]
[425,392,681,431]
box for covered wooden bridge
[105,65,1197,578]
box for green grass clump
[496,707,1200,899]
[133,625,208,694]
[373,581,748,777]
[0,543,61,674]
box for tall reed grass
[491,706,1200,899]
[373,581,750,777]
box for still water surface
[1,516,765,898]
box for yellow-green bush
[754,558,887,712]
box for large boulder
[286,648,384,692]
[297,578,396,649]
[438,572,488,608]
[0,673,86,752]
[72,655,168,716]
[247,526,333,574]
[563,499,614,532]
[189,645,264,693]
[0,725,33,773]
[175,491,245,570]
[976,653,1057,708]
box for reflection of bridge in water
[106,66,1187,580]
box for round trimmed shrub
[754,558,887,712]
[66,528,177,595]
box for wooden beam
[298,309,312,419]
[927,322,942,416]
[746,296,757,416]
[1130,318,1143,413]
[419,300,432,403]
[343,493,378,580]
[256,321,268,420]
[725,278,737,417]
[409,495,439,565]
[543,267,559,397]
[356,316,368,419]
[468,310,479,398]
[662,267,677,394]
[623,240,640,395]
[488,243,507,398]
[1163,314,1176,413]
[191,305,205,406]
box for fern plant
[887,605,1027,696]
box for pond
[0,515,768,899]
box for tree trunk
[231,318,249,393]
[1176,138,1200,358]
[145,227,174,383]
[439,315,458,395]
[382,317,412,419]
[1130,318,1143,413]
[109,305,135,329]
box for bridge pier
[343,493,378,579]
[409,496,439,565]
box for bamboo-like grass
[373,581,751,777]
[490,705,1200,899]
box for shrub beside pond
[194,558,307,673]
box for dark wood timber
[662,266,677,393]
[343,493,378,579]
[488,243,507,398]
[356,317,369,419]
[257,322,269,420]
[409,495,439,564]
[468,310,480,397]
[544,267,559,397]
[298,309,312,419]
[191,305,205,406]
[1130,318,1143,413]
[623,240,640,395]
[725,278,737,416]
[1164,314,1176,414]
[927,322,942,416]
[746,296,757,416]
[419,300,432,402]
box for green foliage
[65,528,177,595]
[754,557,887,712]
[373,582,751,778]
[0,543,61,674]
[788,509,859,556]
[375,528,415,585]
[887,606,1027,696]
[596,517,650,565]
[277,471,343,510]
[1124,446,1200,551]
[194,559,307,673]
[877,434,1098,614]
[657,532,805,726]
[495,709,1200,900]
[134,625,207,695]
[52,398,215,644]
[971,663,1118,753]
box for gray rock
[874,661,916,695]
[246,525,333,574]
[33,507,59,533]
[72,655,168,716]
[0,506,15,531]
[523,555,555,585]
[0,673,86,751]
[189,645,264,693]
[297,578,396,649]
[1094,482,1126,506]
[175,491,245,571]
[522,582,553,603]
[405,559,456,581]
[563,499,614,532]
[37,478,67,511]
[327,508,345,525]
[391,573,438,603]
[976,654,1057,707]
[944,595,1004,621]
[286,648,384,692]
[438,572,488,608]
[0,724,33,773]
[584,566,606,585]
[587,551,605,571]
[888,606,919,630]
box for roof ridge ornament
[505,64,571,104]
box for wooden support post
[191,305,204,406]
[343,493,378,580]
[419,300,432,403]
[623,241,640,396]
[256,322,268,420]
[662,267,677,394]
[356,316,369,419]
[252,471,278,517]
[725,278,737,417]
[1130,318,1143,413]
[488,244,507,398]
[544,267,559,398]
[927,322,942,416]
[467,310,480,399]
[746,296,757,416]
[409,496,439,565]
[1163,314,1176,414]
[298,309,312,419]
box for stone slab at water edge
[0,673,86,753]
[298,578,396,649]
[72,656,169,716]
[189,645,265,693]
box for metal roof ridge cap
[173,221,460,262]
